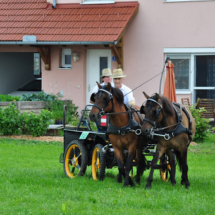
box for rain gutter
[0,41,118,45]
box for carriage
[59,104,172,182]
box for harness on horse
[106,104,142,137]
[144,99,193,141]
[93,87,143,137]
[153,102,193,141]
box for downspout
[52,0,56,9]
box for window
[165,0,214,2]
[82,0,115,4]
[61,49,71,68]
[34,53,41,76]
[166,55,190,91]
[100,57,108,77]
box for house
[0,0,215,110]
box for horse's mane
[148,94,174,117]
[160,95,175,116]
[102,85,124,105]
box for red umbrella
[163,61,177,103]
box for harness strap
[155,103,193,141]
[106,105,142,137]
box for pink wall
[122,0,215,106]
[44,0,215,109]
[42,46,86,108]
[42,45,117,110]
[2,0,215,110]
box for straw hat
[101,68,112,77]
[111,68,126,78]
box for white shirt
[118,84,135,105]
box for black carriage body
[63,128,112,166]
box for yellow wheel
[92,144,106,180]
[63,140,88,178]
[160,156,171,182]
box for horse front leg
[114,148,125,184]
[146,144,165,189]
[124,149,136,187]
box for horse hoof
[130,181,135,187]
[117,175,122,183]
[135,177,140,185]
[145,184,151,190]
[171,180,176,186]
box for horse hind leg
[180,150,190,189]
[135,148,146,185]
[166,149,176,186]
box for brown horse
[89,82,146,187]
[140,93,196,189]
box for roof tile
[0,1,139,42]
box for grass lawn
[0,135,215,215]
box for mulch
[0,135,63,142]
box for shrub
[189,104,210,142]
[21,110,53,136]
[0,103,22,135]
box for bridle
[92,88,113,116]
[143,98,163,127]
[143,98,172,140]
[143,98,181,141]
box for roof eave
[0,41,118,45]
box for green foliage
[0,103,22,135]
[0,103,53,136]
[21,90,56,101]
[0,94,20,101]
[189,104,211,142]
[21,110,53,136]
[46,93,79,123]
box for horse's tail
[174,150,182,172]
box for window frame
[61,48,71,68]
